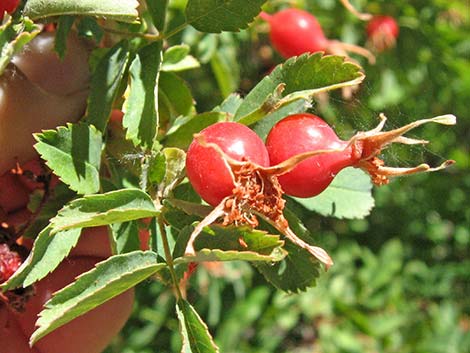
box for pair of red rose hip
[186,113,354,205]
[186,110,454,208]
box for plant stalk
[158,216,183,300]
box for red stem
[259,11,272,22]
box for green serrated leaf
[85,41,130,133]
[291,167,375,219]
[234,53,364,124]
[162,44,200,72]
[30,251,164,345]
[50,189,160,232]
[185,0,266,33]
[177,299,220,353]
[34,123,102,195]
[0,18,40,75]
[255,209,323,292]
[163,112,227,149]
[24,0,139,23]
[173,225,286,263]
[54,16,75,59]
[0,227,81,291]
[123,41,162,149]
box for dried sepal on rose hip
[185,122,334,269]
[339,0,372,21]
[266,113,456,198]
[350,113,455,183]
[184,115,455,269]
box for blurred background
[107,0,470,352]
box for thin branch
[158,216,184,300]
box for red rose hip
[186,122,270,206]
[266,113,456,198]
[266,113,357,197]
[260,9,375,63]
[260,9,328,58]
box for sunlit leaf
[234,53,364,126]
[0,227,81,290]
[50,189,160,232]
[173,225,286,263]
[123,41,162,149]
[0,18,40,75]
[291,168,375,219]
[30,251,164,345]
[34,124,102,195]
[24,0,139,23]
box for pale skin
[0,31,90,175]
[0,228,135,353]
[0,32,135,353]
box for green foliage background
[105,0,469,352]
